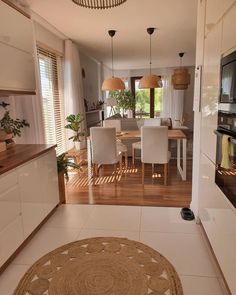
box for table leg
[177,138,187,181]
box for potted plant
[0,109,30,145]
[57,153,82,203]
[65,113,86,150]
[109,90,135,118]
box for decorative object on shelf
[0,102,29,147]
[57,153,82,203]
[109,90,135,117]
[72,0,127,9]
[139,28,162,89]
[65,113,86,150]
[172,52,190,90]
[102,30,125,91]
[13,237,183,295]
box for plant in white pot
[0,110,30,146]
[109,90,135,118]
[65,113,86,150]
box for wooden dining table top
[116,129,187,140]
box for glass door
[131,76,163,118]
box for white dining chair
[90,127,123,183]
[132,118,161,164]
[103,120,128,167]
[141,126,171,185]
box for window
[37,46,66,155]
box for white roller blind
[37,45,66,155]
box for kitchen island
[0,144,59,271]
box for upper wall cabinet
[206,0,235,26]
[222,3,236,54]
[0,0,36,95]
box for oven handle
[214,130,236,145]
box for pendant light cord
[111,36,114,77]
[149,34,152,75]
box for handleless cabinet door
[18,159,45,238]
[0,42,36,93]
[222,3,236,54]
[0,1,33,53]
[201,21,222,163]
[38,149,59,216]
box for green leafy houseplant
[57,153,82,203]
[65,113,85,141]
[0,111,30,136]
[109,90,135,116]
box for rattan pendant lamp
[102,30,125,91]
[139,28,161,89]
[172,52,190,90]
[72,0,127,9]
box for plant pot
[0,129,7,141]
[58,171,66,204]
[74,139,86,151]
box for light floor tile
[84,205,141,231]
[181,275,225,295]
[12,227,79,265]
[140,231,218,277]
[0,264,29,295]
[78,229,140,241]
[44,204,94,229]
[141,207,200,234]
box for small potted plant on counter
[0,102,29,148]
[57,153,82,203]
[65,113,86,150]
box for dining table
[87,129,187,181]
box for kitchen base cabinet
[0,146,59,269]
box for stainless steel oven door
[215,130,236,207]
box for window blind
[37,46,66,156]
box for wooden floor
[65,158,192,207]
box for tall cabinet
[0,0,36,94]
[195,1,236,293]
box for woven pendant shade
[172,68,190,90]
[72,0,127,9]
[139,75,162,89]
[102,77,125,91]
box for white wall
[80,51,101,110]
[193,1,236,293]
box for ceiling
[27,0,198,70]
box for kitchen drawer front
[0,42,36,93]
[0,170,18,194]
[0,185,21,232]
[0,1,33,53]
[0,216,23,267]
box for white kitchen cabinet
[0,1,33,53]
[205,0,235,26]
[0,42,36,93]
[0,216,24,267]
[201,21,222,164]
[222,3,236,54]
[0,1,36,94]
[199,153,236,294]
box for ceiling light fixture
[72,0,127,9]
[102,30,125,91]
[172,52,190,90]
[139,27,162,89]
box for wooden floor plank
[65,158,192,207]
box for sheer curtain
[64,39,86,150]
[161,68,185,127]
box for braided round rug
[14,237,183,295]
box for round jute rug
[14,237,183,295]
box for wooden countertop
[0,144,56,176]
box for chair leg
[132,147,135,165]
[164,163,168,185]
[142,162,145,186]
[119,158,122,173]
[93,164,96,185]
[114,163,117,185]
[125,151,128,168]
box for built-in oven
[215,105,236,207]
